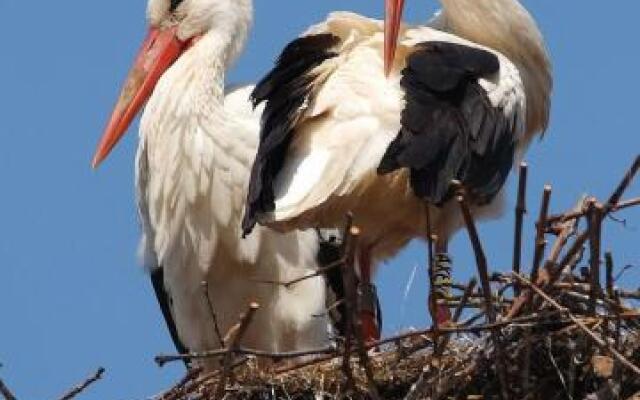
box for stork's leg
[317,229,349,337]
[357,247,382,343]
[429,239,453,327]
[150,267,190,368]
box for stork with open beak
[243,0,552,333]
[92,0,333,369]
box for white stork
[243,0,552,332]
[92,0,333,368]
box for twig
[57,367,105,400]
[612,196,640,212]
[286,258,346,288]
[425,202,438,332]
[619,290,640,300]
[156,347,338,366]
[436,278,477,356]
[436,299,512,309]
[546,196,640,228]
[545,337,574,400]
[550,230,590,281]
[546,155,640,226]
[614,291,623,352]
[606,252,615,299]
[455,190,496,323]
[512,273,640,377]
[604,251,615,342]
[455,186,509,399]
[201,281,225,348]
[216,302,260,398]
[532,185,552,282]
[313,299,345,318]
[507,229,590,320]
[340,218,357,393]
[588,203,604,316]
[605,155,640,209]
[544,197,586,273]
[425,203,435,279]
[0,378,17,400]
[251,258,346,288]
[436,292,509,302]
[513,162,528,296]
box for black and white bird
[92,0,334,369]
[243,0,552,330]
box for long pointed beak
[384,0,406,77]
[92,27,187,169]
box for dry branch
[455,185,509,399]
[216,302,259,398]
[588,202,604,316]
[606,251,615,299]
[202,281,225,348]
[57,367,105,400]
[513,162,529,296]
[0,378,17,400]
[545,155,640,227]
[532,185,552,282]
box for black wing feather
[169,0,183,12]
[150,268,190,367]
[242,34,341,236]
[378,41,516,205]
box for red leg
[357,246,381,343]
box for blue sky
[0,1,638,399]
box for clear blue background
[0,1,638,398]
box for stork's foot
[430,253,453,327]
[357,282,382,343]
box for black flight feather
[169,0,183,12]
[242,34,341,236]
[378,41,516,206]
[150,268,190,367]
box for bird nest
[159,329,640,400]
[1,162,637,400]
[145,156,640,400]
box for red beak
[92,27,188,169]
[384,0,406,77]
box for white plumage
[139,84,328,356]
[94,0,330,368]
[243,0,552,325]
[296,21,522,241]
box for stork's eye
[169,0,184,12]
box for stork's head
[92,0,253,168]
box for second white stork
[92,0,333,368]
[243,0,552,330]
